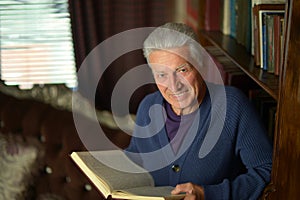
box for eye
[178,68,188,73]
[176,64,192,75]
[154,72,167,81]
[157,73,165,78]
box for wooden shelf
[199,30,279,100]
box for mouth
[169,90,189,99]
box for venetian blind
[0,0,77,90]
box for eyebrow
[151,63,189,73]
[175,63,189,71]
[152,69,165,74]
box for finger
[171,185,181,195]
[171,183,194,195]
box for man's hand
[171,182,205,200]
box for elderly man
[125,22,272,200]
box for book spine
[221,0,231,35]
[278,16,285,76]
[245,0,252,53]
[204,0,221,31]
[253,5,261,65]
[253,4,285,67]
[273,14,281,75]
[230,0,236,37]
[266,14,274,73]
[186,0,199,31]
[260,10,284,71]
[261,12,268,70]
[205,46,255,95]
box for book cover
[204,0,221,31]
[261,12,268,70]
[252,3,285,66]
[197,0,206,30]
[204,46,255,95]
[186,0,199,31]
[273,14,281,75]
[235,0,252,52]
[278,16,285,76]
[251,0,285,55]
[259,10,285,70]
[266,12,284,75]
[266,14,275,73]
[220,0,231,35]
[229,0,236,38]
[70,150,185,200]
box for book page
[72,150,154,193]
[112,186,185,200]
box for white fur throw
[0,133,43,199]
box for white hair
[143,22,203,67]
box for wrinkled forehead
[148,47,193,65]
[148,46,191,61]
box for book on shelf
[273,14,281,75]
[235,0,252,52]
[229,0,236,38]
[203,0,221,31]
[266,12,284,75]
[251,0,286,56]
[70,150,185,200]
[186,0,199,31]
[218,0,236,37]
[205,46,257,95]
[220,0,230,35]
[259,10,285,71]
[252,3,285,66]
[266,14,275,73]
[274,14,285,75]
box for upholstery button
[172,164,180,172]
[40,135,46,143]
[84,184,92,191]
[45,166,52,174]
[65,176,71,183]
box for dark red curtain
[69,0,170,114]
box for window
[0,0,77,90]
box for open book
[70,150,185,200]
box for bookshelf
[200,31,279,100]
[197,0,300,199]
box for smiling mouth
[170,91,189,98]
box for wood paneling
[271,0,300,198]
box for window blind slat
[0,0,77,90]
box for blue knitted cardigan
[125,83,273,200]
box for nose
[168,73,182,92]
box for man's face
[149,49,205,115]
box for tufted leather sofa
[0,90,132,200]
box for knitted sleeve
[203,87,273,200]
